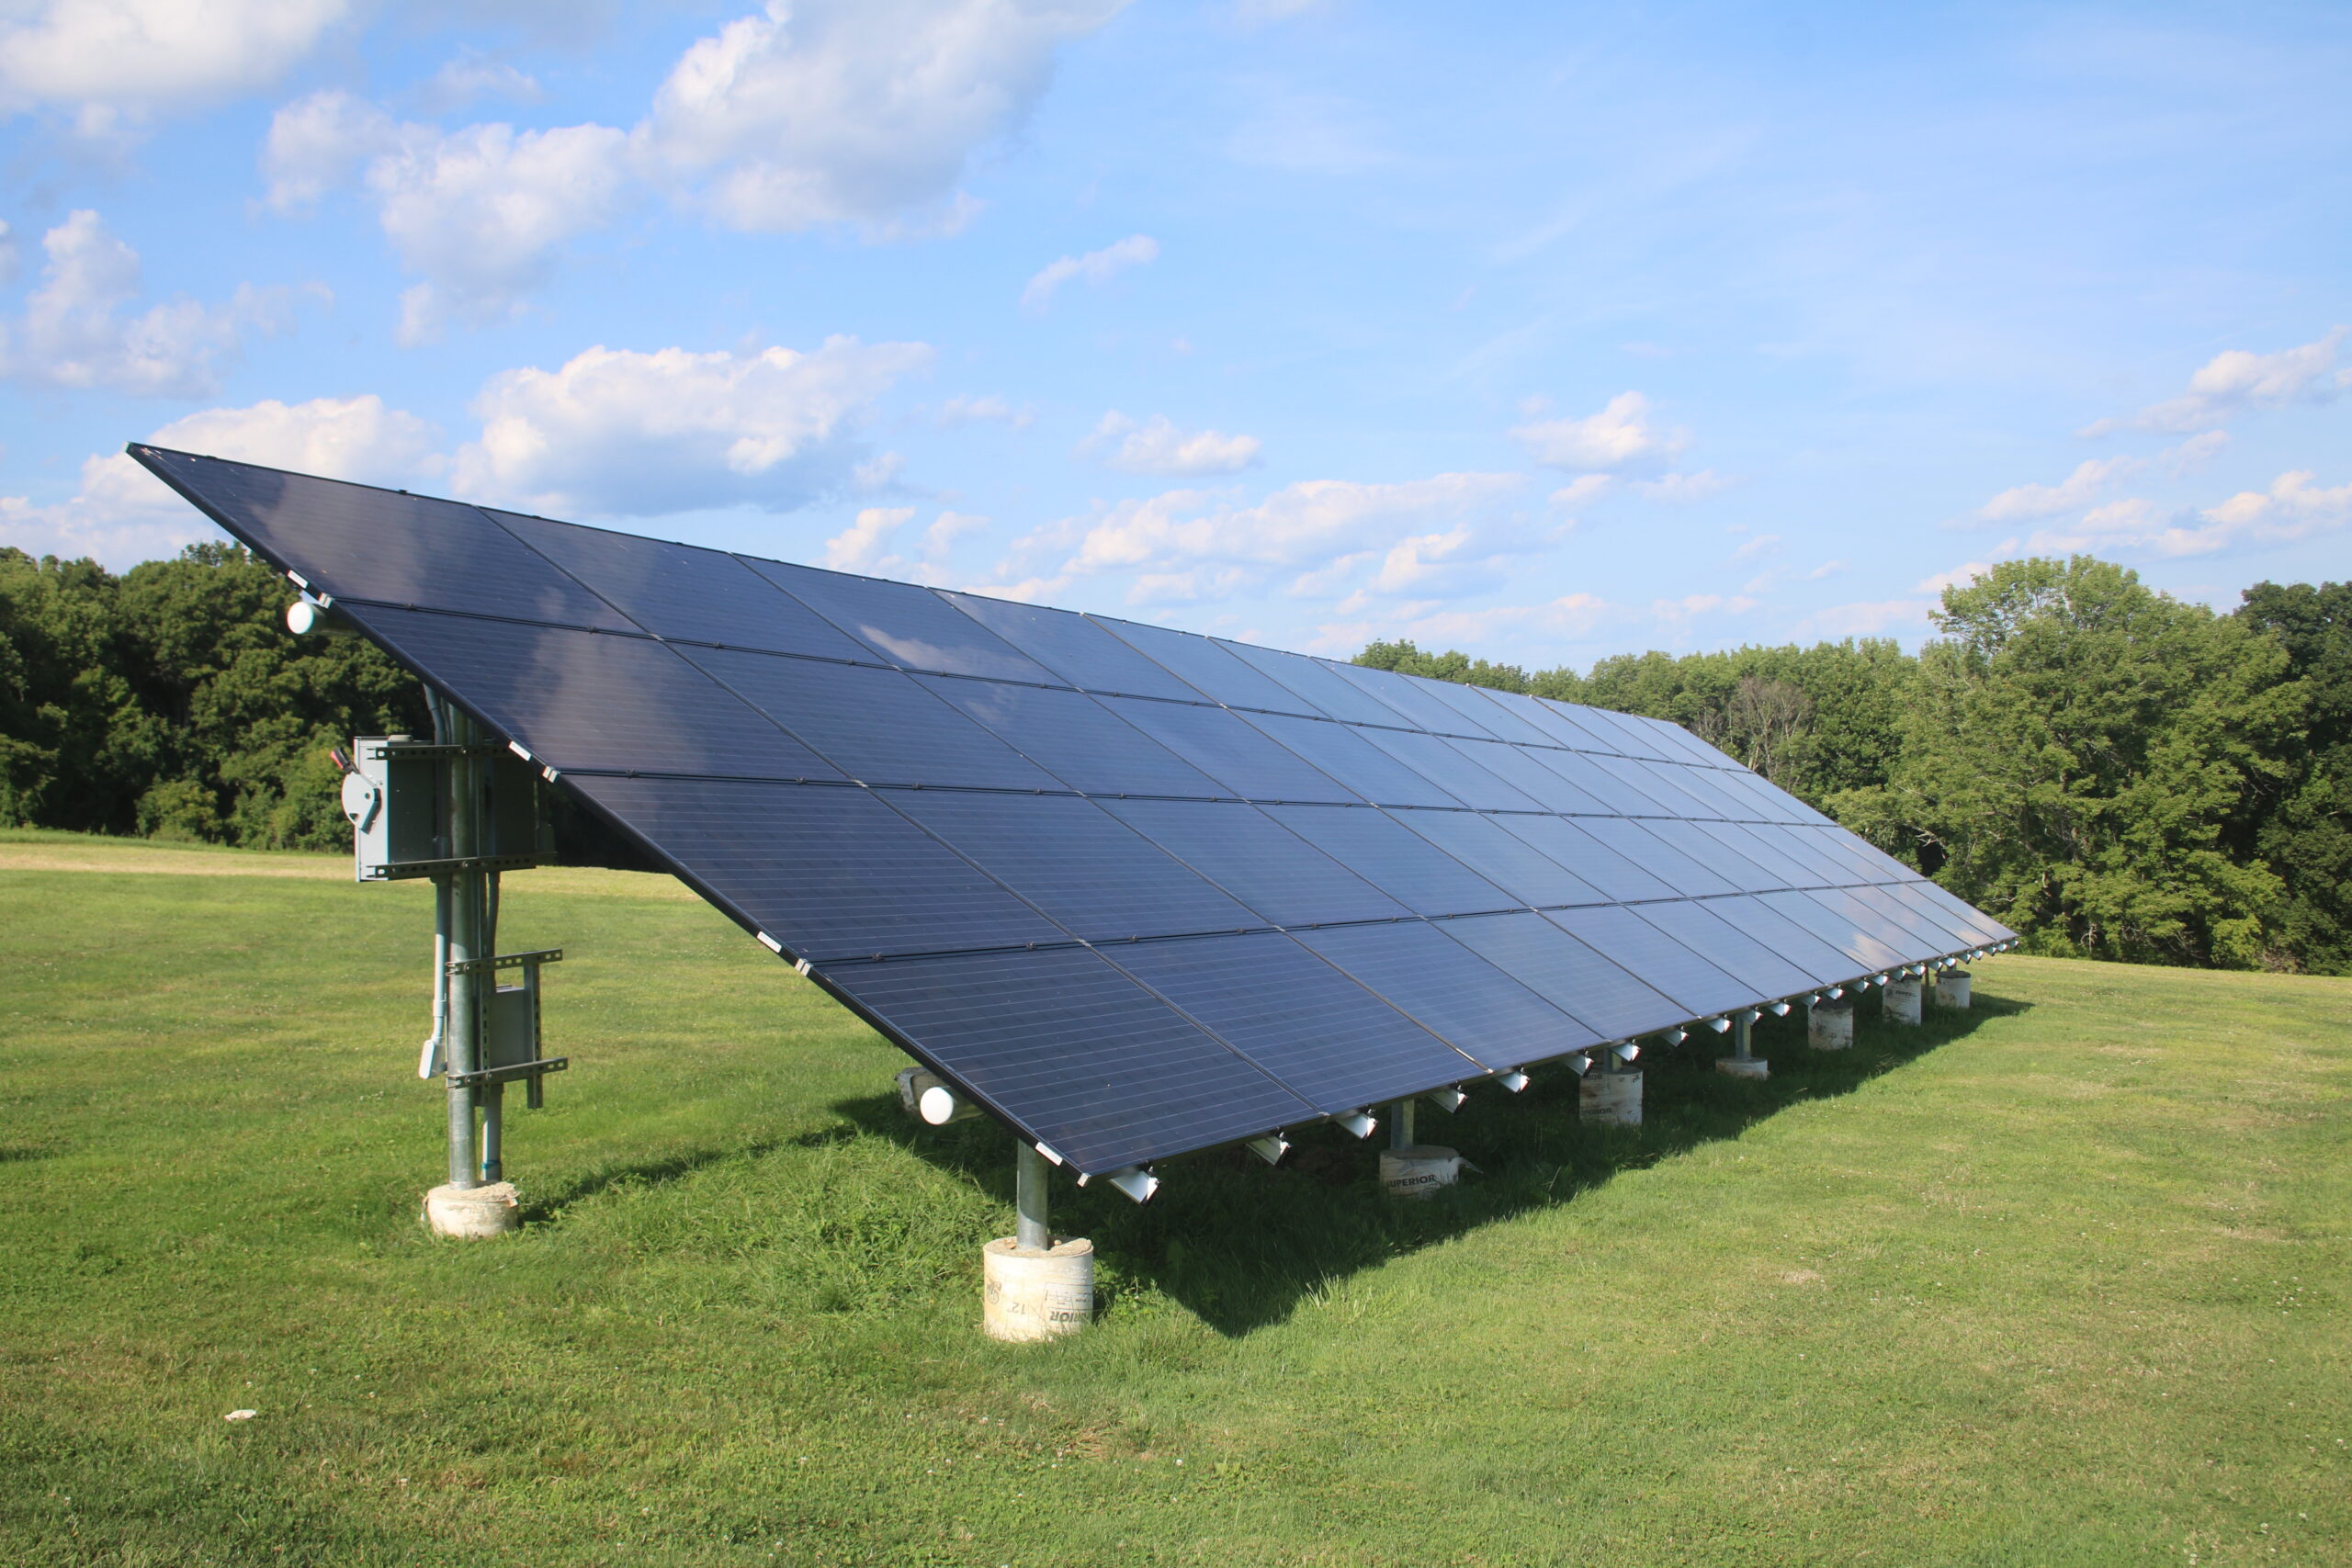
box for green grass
[1,837,2346,1566]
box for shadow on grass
[835,994,2028,1337]
[517,1141,780,1223]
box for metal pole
[1388,1097,1416,1151]
[479,868,503,1184]
[1014,1140,1050,1251]
[444,706,483,1190]
[1733,1014,1754,1062]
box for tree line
[3,543,2344,974]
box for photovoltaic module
[131,444,2015,1177]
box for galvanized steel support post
[1388,1097,1417,1151]
[1015,1139,1050,1252]
[441,700,485,1191]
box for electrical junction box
[343,735,553,882]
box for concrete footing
[1808,998,1855,1051]
[1883,976,1924,1025]
[982,1236,1094,1342]
[1378,1144,1463,1200]
[423,1180,520,1238]
[1932,969,1973,1010]
[1579,1069,1643,1126]
[1716,1055,1770,1080]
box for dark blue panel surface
[1095,618,1317,713]
[889,791,1263,942]
[1101,798,1408,926]
[1589,753,1699,815]
[1701,895,1865,987]
[745,559,1058,682]
[1905,879,2015,945]
[1218,641,1415,727]
[1613,759,1727,819]
[1299,920,1596,1067]
[1636,715,1737,769]
[1431,682,1555,747]
[1574,705,1675,761]
[1806,884,1951,959]
[1444,911,1688,1043]
[1537,699,1633,753]
[1547,905,1754,1019]
[826,946,1313,1174]
[1572,817,1739,897]
[134,446,636,631]
[1478,687,1596,750]
[1262,804,1520,917]
[938,592,1207,701]
[1102,697,1357,802]
[1763,890,1912,972]
[1329,663,1498,737]
[1633,898,1823,1001]
[1113,932,1481,1111]
[1388,809,1606,908]
[349,608,841,781]
[1441,737,1604,813]
[1842,882,1974,952]
[1241,711,1464,807]
[492,511,874,660]
[917,677,1228,798]
[1497,815,1679,903]
[1641,817,1781,893]
[1689,819,1817,889]
[684,647,1058,790]
[566,775,1062,960]
[1355,727,1539,810]
[1526,748,1659,815]
[1655,762,1764,820]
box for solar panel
[134,444,2013,1177]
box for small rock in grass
[224,1409,257,1422]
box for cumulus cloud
[821,504,986,581]
[1510,391,1688,473]
[1973,457,2139,524]
[1021,233,1158,312]
[642,0,1125,233]
[1633,468,1728,502]
[1792,599,1937,639]
[417,54,544,115]
[1081,411,1261,475]
[1314,592,1619,657]
[932,392,1030,429]
[0,219,16,285]
[262,89,399,212]
[454,336,932,515]
[0,0,348,127]
[822,504,916,570]
[3,393,438,564]
[2084,327,2352,435]
[989,470,1525,604]
[0,209,295,397]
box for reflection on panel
[494,511,875,660]
[1298,921,1593,1066]
[889,791,1264,942]
[1444,911,1688,1043]
[351,607,840,781]
[1220,641,1415,727]
[1633,898,1821,1000]
[746,558,1058,682]
[1103,697,1358,802]
[684,647,1057,790]
[1355,727,1539,810]
[828,945,1313,1174]
[1546,905,1753,1019]
[917,677,1228,798]
[1387,809,1605,908]
[1242,711,1464,807]
[1263,805,1520,917]
[1497,815,1679,903]
[1093,617,1316,713]
[1101,798,1408,927]
[1113,932,1482,1111]
[938,592,1208,701]
[567,775,1062,960]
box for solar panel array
[132,444,2015,1177]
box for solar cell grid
[133,444,2016,1178]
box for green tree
[0,548,160,832]
[1887,557,2297,967]
[1354,639,1532,693]
[2235,581,2351,973]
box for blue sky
[2,1,2346,668]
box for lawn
[1,831,2345,1566]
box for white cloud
[1973,457,2138,524]
[1793,599,1936,639]
[2085,327,2351,434]
[821,504,916,570]
[1726,531,1781,563]
[2139,471,2352,558]
[0,219,17,285]
[1651,592,1757,626]
[454,336,932,515]
[4,393,438,564]
[1082,411,1261,475]
[0,209,294,397]
[1547,475,1611,511]
[2161,430,2230,474]
[1510,391,1688,473]
[641,0,1125,234]
[1633,468,1728,502]
[416,54,544,115]
[1319,591,1618,656]
[1917,562,1993,594]
[997,471,1525,604]
[371,120,632,344]
[0,0,348,124]
[1020,233,1157,312]
[262,89,399,212]
[933,393,1029,429]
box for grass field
[1,829,2346,1566]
